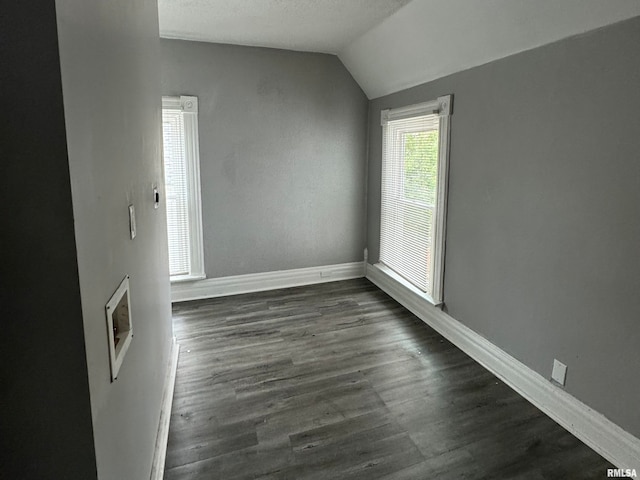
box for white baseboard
[171,262,366,303]
[150,337,180,480]
[366,263,640,470]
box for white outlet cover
[551,359,567,386]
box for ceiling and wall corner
[339,0,640,99]
[158,0,640,100]
[158,0,411,53]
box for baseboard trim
[366,263,640,470]
[171,262,366,303]
[150,337,180,480]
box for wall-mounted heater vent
[105,275,133,381]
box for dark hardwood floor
[165,278,612,479]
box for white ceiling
[158,0,640,99]
[158,0,412,54]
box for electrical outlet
[551,359,567,386]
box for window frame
[379,94,452,305]
[162,95,205,283]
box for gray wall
[161,40,368,278]
[56,0,174,478]
[367,17,640,437]
[0,3,97,478]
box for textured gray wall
[160,40,368,278]
[367,17,640,437]
[56,0,174,478]
[0,3,97,478]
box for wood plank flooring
[165,279,613,479]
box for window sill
[372,263,440,307]
[170,274,206,284]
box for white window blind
[163,108,190,276]
[379,95,452,304]
[162,96,204,281]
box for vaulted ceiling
[158,0,640,99]
[158,0,412,53]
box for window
[379,95,452,304]
[161,96,204,282]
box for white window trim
[162,95,205,283]
[380,94,452,305]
